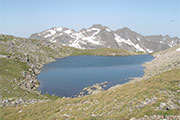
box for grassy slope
[70,47,138,56]
[0,35,71,100]
[0,69,180,120]
[0,58,41,99]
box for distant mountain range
[30,24,180,53]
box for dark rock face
[30,24,180,53]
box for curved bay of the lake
[37,55,154,97]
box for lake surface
[37,55,154,97]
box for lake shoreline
[37,54,154,98]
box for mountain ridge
[30,24,180,53]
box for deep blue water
[37,55,154,97]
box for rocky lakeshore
[76,81,108,97]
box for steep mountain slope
[30,24,180,53]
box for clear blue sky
[0,0,179,38]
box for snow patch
[47,30,56,35]
[159,41,164,44]
[137,38,141,41]
[86,28,100,32]
[44,34,51,38]
[56,27,63,31]
[168,41,175,47]
[115,34,146,52]
[91,28,100,31]
[83,37,100,45]
[44,30,56,38]
[70,28,101,45]
[68,32,88,49]
[51,39,57,43]
[82,28,101,45]
[64,30,73,34]
[146,49,153,53]
[169,44,173,47]
[69,39,86,49]
[176,48,180,52]
[59,33,63,36]
[69,40,82,48]
[66,28,101,49]
[106,28,111,32]
[134,44,146,52]
[86,29,92,32]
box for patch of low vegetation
[0,35,15,42]
[70,47,138,56]
[0,58,47,100]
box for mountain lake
[37,55,154,97]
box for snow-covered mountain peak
[30,25,180,53]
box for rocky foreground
[0,35,180,120]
